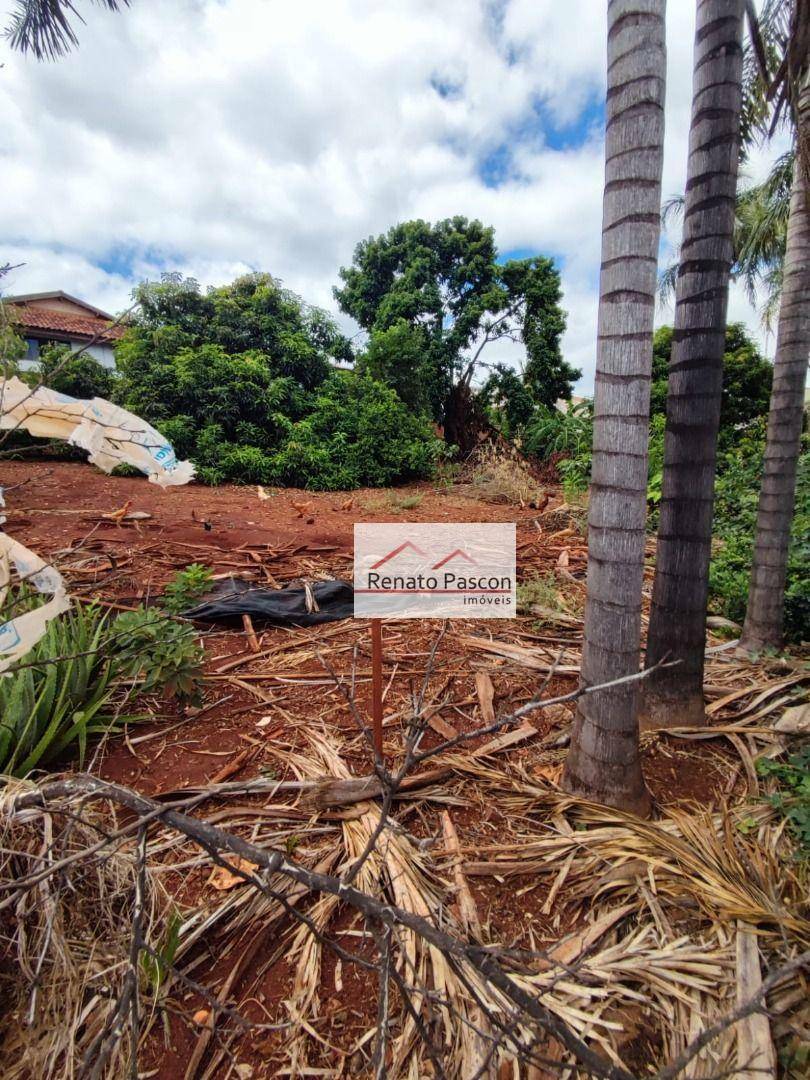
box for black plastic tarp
[184,577,354,626]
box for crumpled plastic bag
[0,531,70,674]
[185,577,354,626]
[0,376,195,487]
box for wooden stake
[241,613,260,653]
[371,618,384,759]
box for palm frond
[4,0,129,61]
[661,193,685,229]
[657,258,679,306]
[733,149,792,311]
[741,0,805,150]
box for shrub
[523,400,593,459]
[113,607,205,702]
[29,342,117,400]
[270,372,441,490]
[709,427,808,643]
[113,273,439,489]
[162,564,214,614]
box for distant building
[555,394,589,413]
[4,291,125,369]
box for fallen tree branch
[8,773,635,1080]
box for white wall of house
[85,343,116,368]
[20,337,117,372]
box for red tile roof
[11,304,126,341]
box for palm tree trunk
[640,0,745,729]
[561,0,666,816]
[740,140,810,651]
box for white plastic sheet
[0,376,195,487]
[0,532,70,674]
[0,377,194,669]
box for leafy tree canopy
[335,218,577,444]
[0,307,26,373]
[114,272,438,488]
[479,364,537,437]
[651,323,773,436]
[124,272,351,391]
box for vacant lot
[1,461,805,1079]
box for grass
[517,571,583,623]
[517,572,562,613]
[389,492,423,512]
[470,443,545,506]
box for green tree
[660,152,792,328]
[357,320,432,415]
[0,302,26,375]
[334,217,576,451]
[650,323,772,435]
[114,272,437,488]
[734,150,793,329]
[479,364,537,437]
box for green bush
[270,372,442,490]
[709,428,808,643]
[523,400,593,459]
[113,272,439,489]
[29,342,117,400]
[112,607,205,702]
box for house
[4,291,126,369]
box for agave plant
[0,601,125,777]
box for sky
[0,0,791,393]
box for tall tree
[334,218,576,451]
[741,0,810,651]
[560,0,666,815]
[640,0,745,729]
[649,323,772,433]
[659,149,792,329]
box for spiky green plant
[0,601,123,776]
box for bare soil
[0,461,751,1078]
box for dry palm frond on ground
[0,680,808,1078]
[0,779,174,1079]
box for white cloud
[0,0,787,393]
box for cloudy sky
[0,0,789,392]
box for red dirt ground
[0,461,747,1078]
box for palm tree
[740,0,810,652]
[560,0,666,816]
[660,151,792,331]
[734,149,793,329]
[4,0,128,60]
[639,0,745,730]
